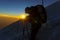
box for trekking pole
[26,24,30,40]
[20,14,27,40]
[22,20,25,40]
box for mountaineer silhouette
[25,5,47,40]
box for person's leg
[30,24,41,40]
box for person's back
[36,5,47,23]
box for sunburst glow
[18,13,29,20]
[0,14,17,18]
[0,13,29,20]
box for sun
[20,14,26,19]
[18,14,29,20]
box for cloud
[0,14,18,18]
[0,15,19,29]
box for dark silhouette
[25,5,47,40]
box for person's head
[25,6,36,15]
[25,7,31,13]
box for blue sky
[0,0,58,16]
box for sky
[0,0,58,16]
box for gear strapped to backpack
[25,5,47,24]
